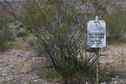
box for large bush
[21,0,113,83]
[21,0,98,83]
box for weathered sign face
[86,17,106,48]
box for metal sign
[86,16,106,48]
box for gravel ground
[100,45,126,72]
[0,49,59,84]
[0,45,126,84]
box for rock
[15,60,32,73]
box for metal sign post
[96,48,100,84]
[86,16,106,84]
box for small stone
[15,60,32,73]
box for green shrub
[0,16,15,50]
[105,12,126,43]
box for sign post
[86,16,106,84]
[96,49,100,84]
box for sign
[86,16,106,48]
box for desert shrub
[0,16,15,50]
[21,0,98,83]
[21,0,114,83]
[105,12,126,43]
[9,20,27,38]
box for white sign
[86,16,106,48]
